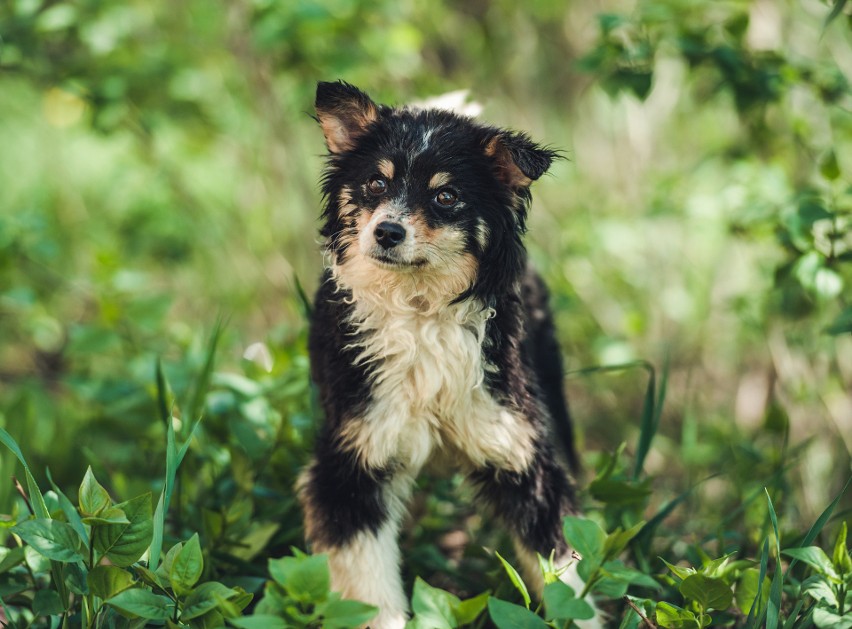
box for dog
[298,81,584,628]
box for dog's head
[315,81,558,304]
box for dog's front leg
[469,442,601,627]
[298,440,413,629]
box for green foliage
[1,0,851,627]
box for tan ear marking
[485,137,532,188]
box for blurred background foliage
[1,0,851,603]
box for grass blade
[186,319,223,425]
[765,490,782,629]
[745,538,770,628]
[293,274,313,320]
[825,0,848,27]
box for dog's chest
[342,294,535,471]
[356,303,489,416]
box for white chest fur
[332,264,536,474]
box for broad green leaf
[495,551,531,609]
[736,568,770,616]
[563,516,606,565]
[12,519,84,563]
[802,575,839,608]
[487,598,549,629]
[64,561,88,596]
[601,559,660,588]
[228,615,287,629]
[106,588,175,620]
[812,606,852,629]
[826,308,852,335]
[589,478,652,507]
[452,591,489,625]
[832,522,851,575]
[170,533,204,595]
[87,565,135,600]
[181,581,237,620]
[820,150,841,181]
[268,552,330,603]
[409,577,458,628]
[79,466,111,516]
[93,493,153,567]
[318,597,380,629]
[782,547,839,581]
[33,588,65,616]
[679,574,733,611]
[82,506,130,526]
[543,581,595,620]
[655,601,700,628]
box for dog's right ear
[315,81,379,154]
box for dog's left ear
[485,132,559,189]
[315,81,380,154]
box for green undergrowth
[1,335,850,628]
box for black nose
[374,221,406,249]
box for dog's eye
[367,176,387,196]
[434,188,458,208]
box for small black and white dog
[299,81,583,628]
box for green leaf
[802,575,839,608]
[93,493,153,567]
[79,466,111,516]
[820,150,841,181]
[409,577,458,628]
[563,516,606,565]
[46,467,89,549]
[602,522,645,561]
[170,533,204,595]
[81,506,130,526]
[33,588,65,616]
[87,565,136,600]
[543,581,595,620]
[812,606,852,629]
[106,588,175,620]
[826,308,852,335]
[228,615,288,629]
[655,601,700,628]
[452,591,489,625]
[589,478,652,507]
[495,551,531,609]
[832,522,851,575]
[601,559,660,588]
[0,546,26,574]
[268,552,330,603]
[735,568,770,616]
[679,574,733,611]
[318,596,380,629]
[0,428,50,519]
[182,581,237,620]
[782,547,839,581]
[12,519,84,563]
[487,598,549,629]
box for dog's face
[315,81,557,302]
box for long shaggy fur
[298,81,589,629]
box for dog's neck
[331,255,484,320]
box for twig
[12,476,35,516]
[624,596,656,628]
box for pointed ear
[315,81,380,154]
[485,132,560,189]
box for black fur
[299,82,579,619]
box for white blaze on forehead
[428,172,452,189]
[377,158,395,180]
